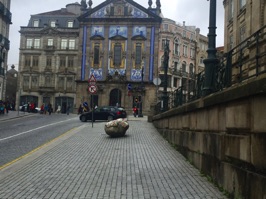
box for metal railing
[155,24,266,114]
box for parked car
[19,104,40,113]
[79,106,127,122]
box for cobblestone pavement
[0,117,227,199]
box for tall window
[189,63,194,75]
[240,25,246,45]
[182,30,186,38]
[48,39,53,46]
[174,61,178,71]
[93,44,100,65]
[114,43,122,66]
[68,56,74,68]
[161,39,169,50]
[69,39,75,49]
[23,76,29,87]
[135,43,142,65]
[173,77,178,87]
[190,33,194,41]
[239,0,246,9]
[183,45,188,57]
[26,39,33,48]
[229,34,234,50]
[25,56,31,67]
[46,56,52,68]
[61,39,67,49]
[190,47,195,58]
[164,24,168,31]
[58,77,64,89]
[174,39,180,55]
[32,76,38,88]
[229,0,234,20]
[60,56,66,67]
[34,39,40,49]
[182,61,186,72]
[32,56,39,67]
[67,77,73,90]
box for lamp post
[162,40,169,112]
[138,63,144,117]
[202,0,219,96]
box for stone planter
[104,118,129,137]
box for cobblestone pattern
[0,120,227,199]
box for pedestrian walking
[48,103,52,115]
[66,105,70,115]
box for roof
[78,0,162,23]
[27,3,82,28]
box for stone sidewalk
[0,117,227,199]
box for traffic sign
[127,83,132,90]
[153,77,161,86]
[88,74,96,84]
[88,85,97,94]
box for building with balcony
[0,0,11,100]
[158,19,207,105]
[17,3,81,113]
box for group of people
[77,102,90,115]
[40,103,53,115]
[0,100,15,114]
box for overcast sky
[8,0,224,69]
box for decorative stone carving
[104,118,129,137]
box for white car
[20,104,40,113]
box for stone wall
[152,75,266,199]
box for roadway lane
[0,114,82,167]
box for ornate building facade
[17,0,162,114]
[158,19,207,103]
[17,3,81,113]
[0,0,11,100]
[76,0,162,114]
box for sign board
[88,75,96,84]
[88,85,97,94]
[153,77,161,86]
[127,83,132,90]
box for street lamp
[203,0,219,96]
[162,40,169,112]
[138,62,144,117]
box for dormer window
[67,21,73,28]
[33,20,39,27]
[50,20,56,27]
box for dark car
[79,106,127,122]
